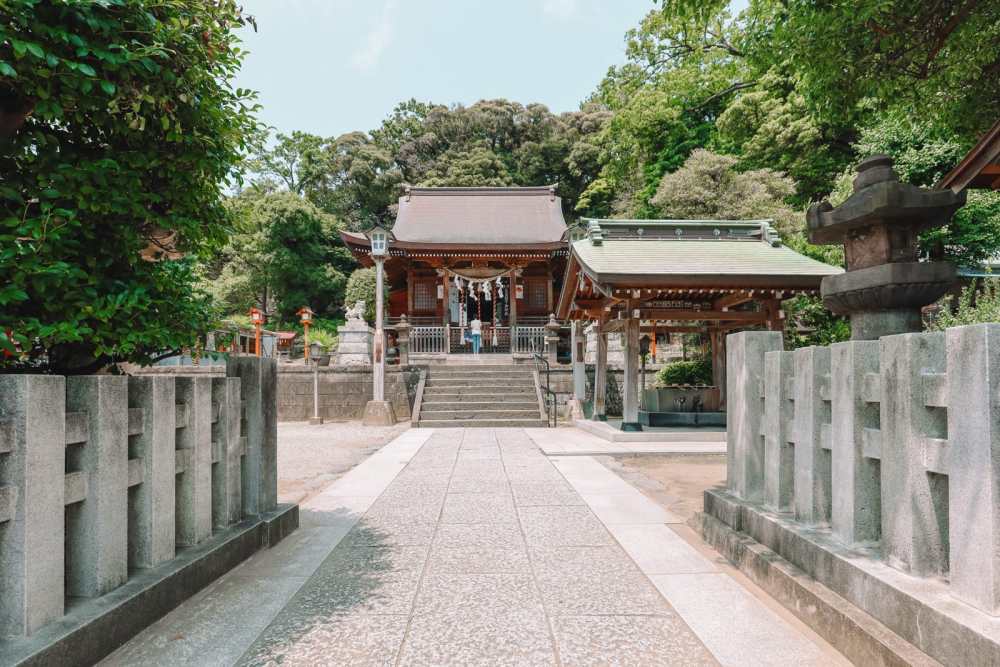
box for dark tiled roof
[390,186,568,244]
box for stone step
[426,378,535,388]
[419,409,542,420]
[426,365,523,372]
[430,370,534,379]
[417,418,548,428]
[421,401,540,411]
[421,390,538,401]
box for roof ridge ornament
[760,220,782,247]
[586,219,603,246]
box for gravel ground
[277,421,410,504]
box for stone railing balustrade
[727,324,1000,616]
[0,357,277,640]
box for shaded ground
[278,421,409,505]
[601,453,727,521]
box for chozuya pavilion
[556,218,842,430]
[341,185,569,356]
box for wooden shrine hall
[556,219,842,429]
[341,185,569,356]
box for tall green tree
[206,192,355,322]
[1,0,259,372]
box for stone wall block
[727,331,783,502]
[830,340,882,546]
[212,377,243,529]
[126,376,176,569]
[174,376,213,546]
[227,356,278,515]
[763,350,795,511]
[65,375,128,597]
[880,332,948,576]
[791,346,833,525]
[0,375,65,637]
[947,324,1000,614]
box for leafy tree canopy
[1,0,259,372]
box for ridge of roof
[404,185,557,197]
[581,218,783,247]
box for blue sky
[233,0,658,139]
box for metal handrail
[532,349,557,427]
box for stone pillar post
[212,377,244,529]
[0,375,65,637]
[763,350,795,512]
[572,321,586,400]
[396,315,411,367]
[593,324,608,421]
[727,331,783,502]
[227,356,278,516]
[65,375,128,597]
[127,376,176,569]
[174,376,213,546]
[621,317,642,431]
[830,340,881,546]
[545,314,560,366]
[791,346,833,525]
[947,324,1000,613]
[880,332,948,576]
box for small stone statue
[344,300,366,321]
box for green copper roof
[571,220,842,287]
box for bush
[656,357,713,386]
[929,278,1000,330]
[344,267,388,323]
[307,328,338,351]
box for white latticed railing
[513,326,546,354]
[410,326,447,354]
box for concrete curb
[4,504,298,667]
[695,511,939,667]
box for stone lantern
[806,155,966,340]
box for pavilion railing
[410,326,448,354]
[513,326,546,355]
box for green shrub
[656,357,713,386]
[307,328,338,351]
[929,278,1000,330]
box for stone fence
[715,324,1000,663]
[0,357,294,665]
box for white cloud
[351,0,397,72]
[541,0,580,20]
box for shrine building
[341,185,569,356]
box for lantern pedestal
[334,319,373,367]
[362,399,396,426]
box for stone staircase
[416,364,547,428]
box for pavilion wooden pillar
[441,271,449,326]
[762,298,783,331]
[621,317,642,431]
[571,321,586,401]
[709,328,726,409]
[509,271,518,329]
[593,320,608,421]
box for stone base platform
[5,504,298,667]
[699,489,1000,666]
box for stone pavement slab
[104,427,846,667]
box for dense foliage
[201,191,355,323]
[343,267,387,324]
[1,0,258,372]
[656,357,713,386]
[930,279,1000,331]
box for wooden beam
[714,292,753,310]
[638,309,768,322]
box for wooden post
[441,270,449,326]
[621,317,642,431]
[546,275,554,314]
[406,267,414,318]
[509,271,518,329]
[763,298,784,332]
[710,328,726,408]
[593,321,608,421]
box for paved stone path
[102,428,846,667]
